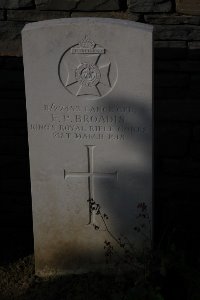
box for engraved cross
[64,145,117,225]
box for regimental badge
[58,36,118,100]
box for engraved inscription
[71,36,105,54]
[59,36,117,100]
[64,145,117,225]
[30,104,148,142]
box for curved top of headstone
[22,17,153,33]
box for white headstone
[22,18,153,276]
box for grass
[1,252,200,300]
[0,256,34,300]
[0,255,135,300]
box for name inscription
[30,103,148,142]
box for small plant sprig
[88,198,125,246]
[134,202,152,243]
[89,197,152,278]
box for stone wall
[0,0,200,262]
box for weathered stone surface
[145,14,200,25]
[71,11,140,21]
[176,0,200,16]
[0,0,34,9]
[128,0,172,13]
[154,41,187,48]
[127,12,141,21]
[35,0,75,10]
[22,18,153,275]
[188,41,200,50]
[154,41,187,59]
[154,25,200,40]
[0,21,25,56]
[35,0,120,11]
[74,0,120,10]
[7,10,70,21]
